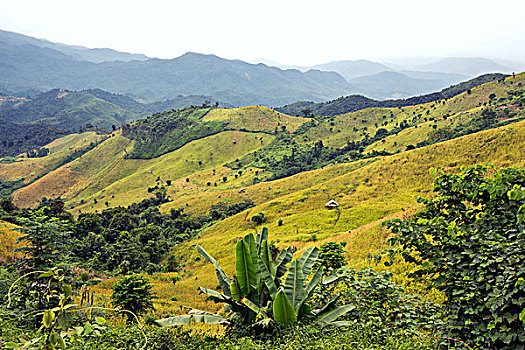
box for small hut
[325,199,339,209]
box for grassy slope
[0,220,23,263]
[0,132,103,183]
[301,74,524,150]
[87,119,525,312]
[203,106,310,133]
[13,131,275,210]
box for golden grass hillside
[0,220,23,263]
[90,119,525,313]
[0,132,103,183]
[301,73,525,151]
[13,131,275,211]
[203,106,310,133]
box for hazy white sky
[1,0,524,66]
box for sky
[0,0,524,66]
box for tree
[251,212,266,225]
[384,165,525,348]
[317,242,346,273]
[15,219,71,271]
[111,274,155,323]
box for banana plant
[156,228,353,328]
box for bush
[251,212,266,225]
[111,274,156,323]
[317,242,346,272]
[384,165,525,348]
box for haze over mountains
[0,28,521,105]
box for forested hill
[277,73,508,117]
[0,89,226,157]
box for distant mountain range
[0,29,149,63]
[253,57,516,100]
[0,29,354,106]
[0,28,521,106]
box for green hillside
[7,73,524,211]
[277,73,507,117]
[2,71,525,350]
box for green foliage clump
[228,134,392,181]
[122,107,226,159]
[111,274,155,323]
[2,192,254,275]
[156,229,353,332]
[319,267,442,337]
[317,242,346,273]
[250,212,266,225]
[26,147,49,158]
[0,179,26,198]
[209,200,255,221]
[384,165,525,348]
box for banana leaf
[273,290,297,326]
[315,305,355,326]
[196,244,231,296]
[297,247,319,277]
[283,260,305,311]
[236,240,256,296]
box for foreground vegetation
[1,166,524,349]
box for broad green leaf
[315,305,355,325]
[260,240,271,270]
[83,322,93,335]
[230,276,242,301]
[95,317,106,325]
[296,266,323,315]
[241,297,268,318]
[198,286,230,303]
[283,260,305,311]
[255,227,268,253]
[243,233,261,290]
[196,244,231,297]
[259,258,277,300]
[4,342,19,349]
[39,270,54,278]
[62,284,72,298]
[49,331,58,346]
[297,247,319,277]
[313,292,341,316]
[236,240,256,296]
[57,334,66,350]
[273,290,297,326]
[274,247,293,281]
[43,310,55,328]
[243,233,257,264]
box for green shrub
[111,274,155,323]
[251,212,266,225]
[384,165,525,348]
[317,242,346,273]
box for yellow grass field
[89,119,525,314]
[0,220,23,263]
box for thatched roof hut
[325,199,339,209]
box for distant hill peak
[0,28,149,63]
